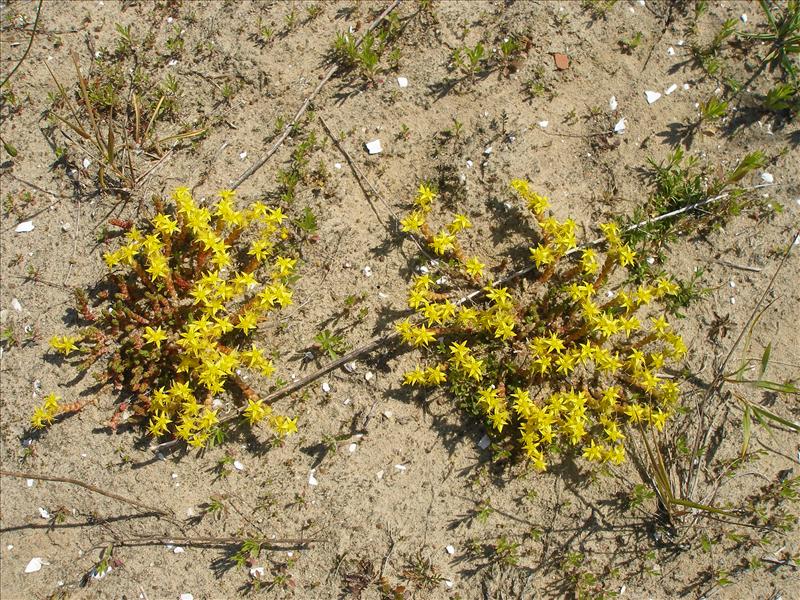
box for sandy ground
[1,1,799,598]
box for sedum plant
[397,182,687,471]
[37,187,298,447]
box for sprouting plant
[397,181,689,472]
[35,188,299,448]
[619,31,644,53]
[254,17,275,46]
[233,539,262,568]
[452,42,485,80]
[699,95,729,123]
[738,0,800,82]
[314,329,347,359]
[692,17,737,75]
[306,4,323,20]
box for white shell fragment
[483,146,492,155]
[15,221,34,233]
[173,547,185,554]
[609,96,618,111]
[537,120,549,129]
[233,460,244,471]
[11,298,22,312]
[667,46,675,56]
[308,470,319,486]
[24,558,43,573]
[250,566,265,578]
[343,361,357,373]
[665,84,678,95]
[82,157,92,169]
[239,151,247,160]
[761,172,774,183]
[394,464,407,471]
[645,90,662,104]
[365,139,383,154]
[478,435,491,449]
[397,76,408,88]
[741,14,747,23]
[446,545,455,555]
[363,265,373,277]
[179,594,194,600]
[613,118,626,133]
[38,507,50,519]
[321,381,331,393]
[364,371,374,382]
[348,443,357,453]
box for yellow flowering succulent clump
[397,181,686,471]
[38,188,298,446]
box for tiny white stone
[484,146,492,155]
[730,297,736,305]
[609,96,618,110]
[15,221,34,233]
[173,547,185,554]
[537,120,549,128]
[478,434,491,449]
[761,172,774,183]
[364,371,374,382]
[741,14,747,23]
[167,16,173,23]
[366,139,383,154]
[239,151,247,160]
[6,545,12,550]
[25,558,43,573]
[343,361,356,373]
[38,507,50,519]
[348,443,357,453]
[445,544,455,554]
[61,222,71,232]
[322,381,331,393]
[26,479,34,487]
[82,157,92,168]
[646,256,655,265]
[683,83,690,90]
[645,90,661,104]
[638,0,645,5]
[394,464,407,471]
[343,397,352,405]
[11,298,22,312]
[677,40,685,46]
[171,473,178,479]
[250,566,265,578]
[383,410,393,418]
[233,460,244,471]
[179,594,194,600]
[334,162,342,169]
[308,471,319,486]
[466,159,473,168]
[363,265,373,277]
[613,118,626,133]
[168,59,178,66]
[444,579,454,588]
[376,470,384,480]
[667,46,675,56]
[378,292,388,299]
[665,84,678,95]
[397,76,408,88]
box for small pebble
[394,464,407,471]
[761,172,774,184]
[613,118,626,133]
[444,580,454,588]
[445,545,455,555]
[233,460,244,471]
[25,558,43,573]
[376,470,384,480]
[365,139,383,155]
[343,362,356,373]
[322,381,331,393]
[11,298,22,312]
[6,545,12,550]
[348,443,357,453]
[729,281,736,288]
[239,151,247,160]
[38,507,50,519]
[179,594,194,600]
[250,566,265,578]
[15,221,34,233]
[665,84,678,95]
[483,146,492,155]
[667,46,675,56]
[308,470,319,486]
[646,256,655,265]
[466,159,473,168]
[397,76,408,88]
[173,547,185,554]
[26,479,33,487]
[334,162,342,169]
[364,371,374,382]
[61,222,71,232]
[478,435,491,449]
[363,265,373,277]
[382,410,393,419]
[740,14,747,23]
[537,120,549,129]
[730,297,736,305]
[82,158,92,169]
[683,83,690,90]
[609,96,618,110]
[645,90,661,104]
